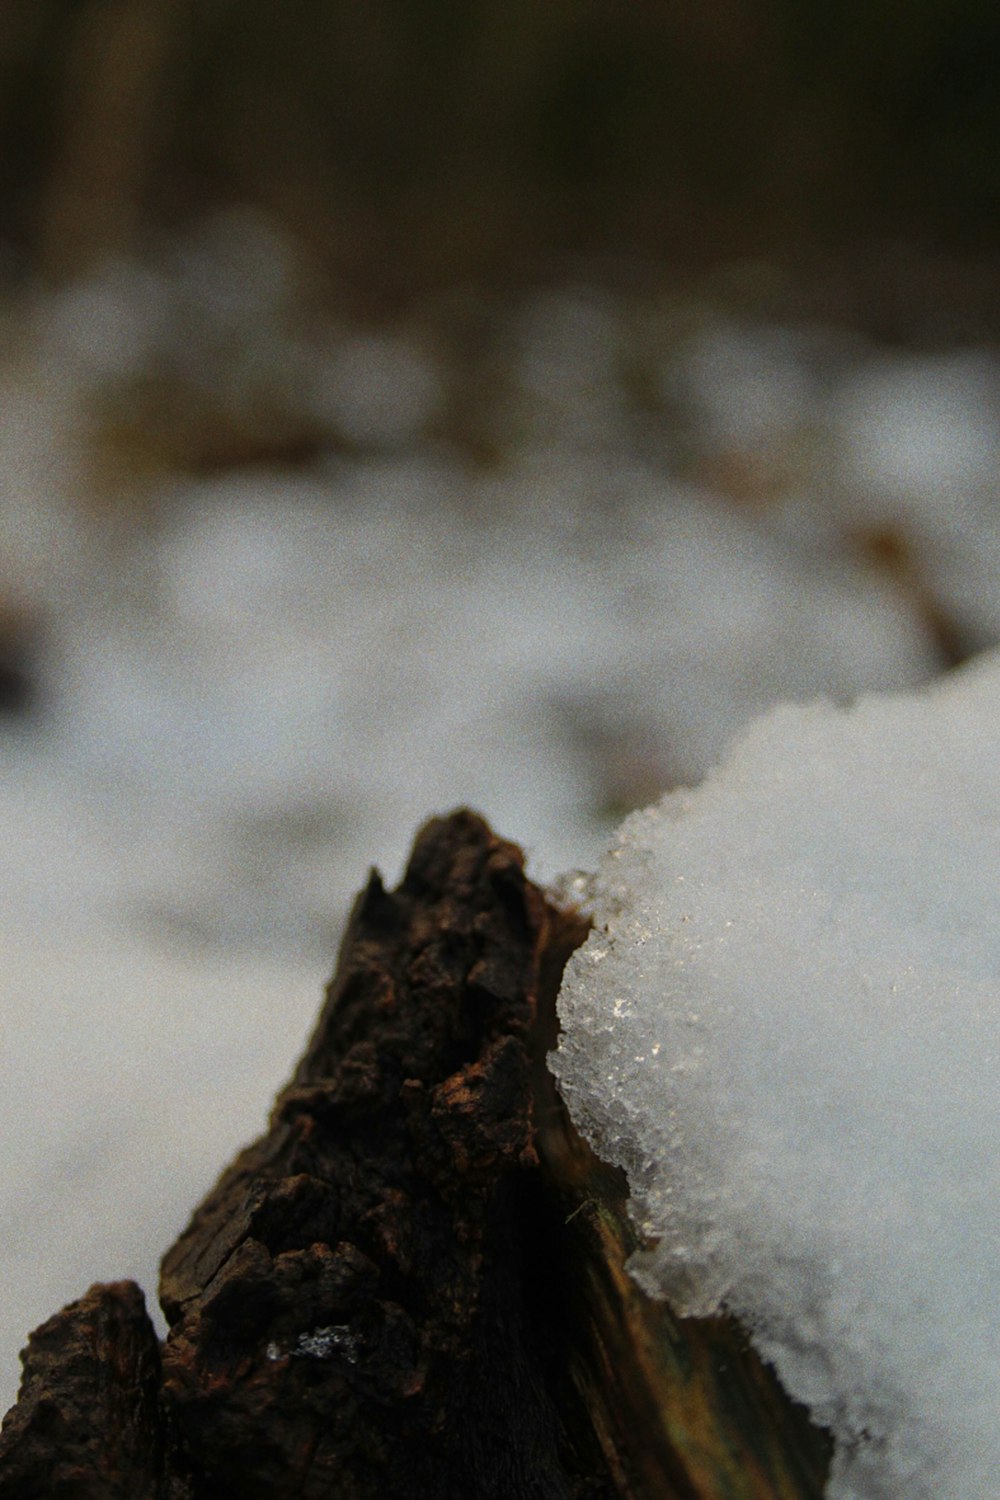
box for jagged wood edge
[0,810,831,1499]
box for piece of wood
[0,810,831,1498]
[0,1281,163,1498]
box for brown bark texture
[0,810,832,1499]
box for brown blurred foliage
[0,0,997,292]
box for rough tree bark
[0,810,831,1499]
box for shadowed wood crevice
[0,809,831,1499]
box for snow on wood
[553,652,1000,1500]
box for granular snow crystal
[552,651,1000,1500]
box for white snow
[553,654,1000,1500]
[2,217,1000,1437]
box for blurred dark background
[1,0,998,313]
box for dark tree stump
[0,810,831,1499]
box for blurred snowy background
[2,0,1000,1417]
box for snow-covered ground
[2,210,999,1428]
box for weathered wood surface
[0,810,831,1498]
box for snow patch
[553,654,1000,1500]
